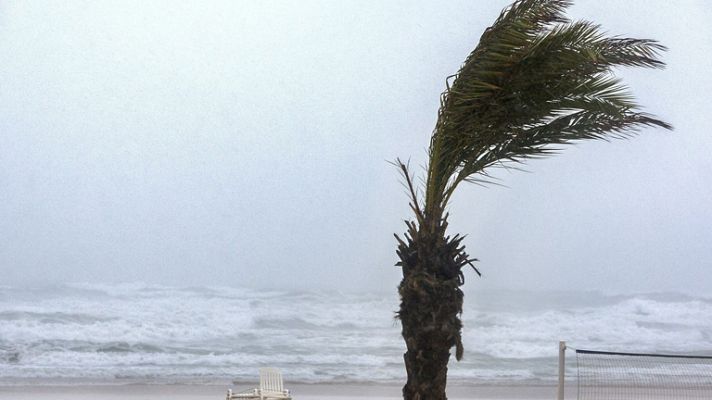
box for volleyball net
[557,342,712,399]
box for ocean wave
[1,283,711,384]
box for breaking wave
[1,283,711,385]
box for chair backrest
[259,368,284,393]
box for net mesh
[576,349,712,400]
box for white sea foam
[1,284,711,385]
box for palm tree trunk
[396,219,465,400]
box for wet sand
[0,383,561,400]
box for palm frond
[423,0,671,216]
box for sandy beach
[0,383,563,400]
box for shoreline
[0,383,563,400]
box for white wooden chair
[227,368,291,400]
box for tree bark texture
[396,219,468,400]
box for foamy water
[1,283,711,385]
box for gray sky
[1,1,710,294]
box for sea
[1,283,711,386]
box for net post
[558,340,566,400]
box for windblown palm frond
[421,0,671,218]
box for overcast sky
[1,0,710,294]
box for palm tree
[394,0,671,399]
